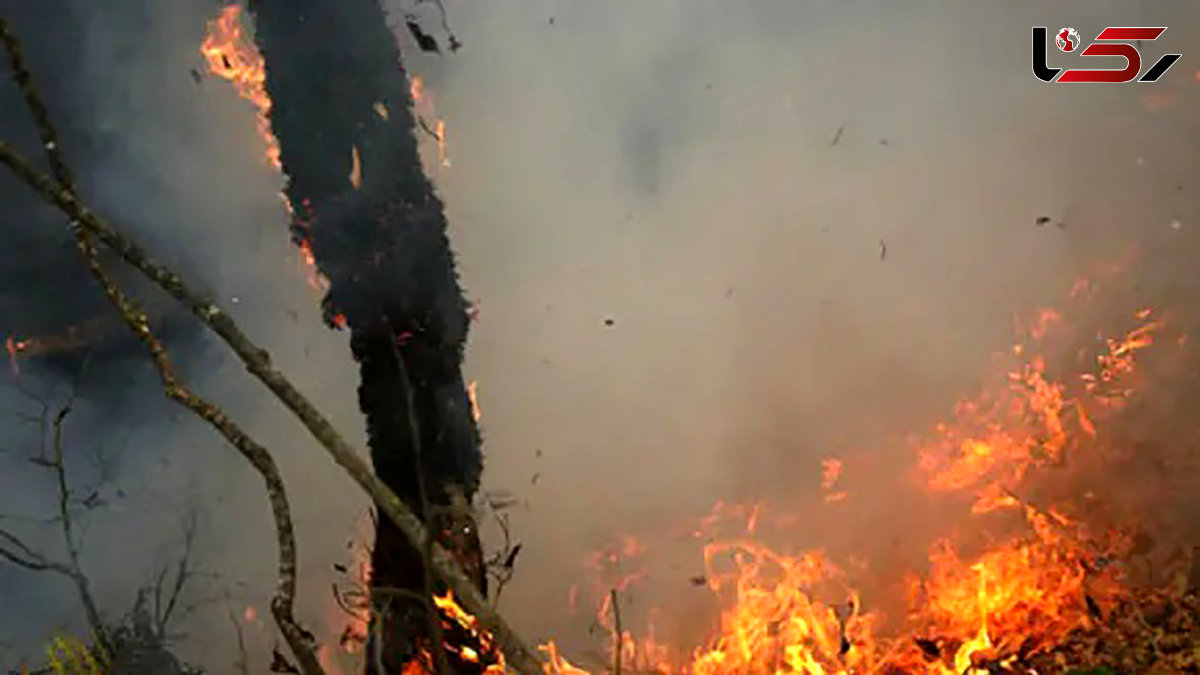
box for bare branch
[0,528,67,574]
[0,18,321,674]
[0,15,545,673]
[482,506,520,605]
[0,398,111,661]
[45,400,110,654]
[0,129,546,675]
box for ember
[410,75,451,169]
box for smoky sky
[3,0,1200,670]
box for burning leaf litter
[396,272,1193,675]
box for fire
[410,74,425,104]
[585,533,649,596]
[916,301,1163,512]
[1026,308,1061,341]
[688,544,871,674]
[435,118,449,168]
[201,5,281,168]
[349,145,362,190]
[336,514,373,651]
[5,334,27,375]
[895,509,1125,673]
[820,457,847,503]
[467,380,482,424]
[396,592,506,673]
[296,239,331,294]
[409,75,451,169]
[401,270,1181,675]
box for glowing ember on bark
[409,75,451,169]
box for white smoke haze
[1,0,1200,670]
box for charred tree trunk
[247,2,490,671]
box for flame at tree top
[201,5,281,168]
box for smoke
[0,0,366,667]
[2,0,1200,670]
[413,0,1200,654]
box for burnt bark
[247,2,490,671]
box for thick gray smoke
[2,0,1200,670]
[424,0,1200,654]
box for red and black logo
[1033,26,1181,83]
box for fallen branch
[0,19,545,674]
[0,17,320,675]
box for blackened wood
[247,1,490,670]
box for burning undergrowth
[298,250,1200,675]
[535,261,1200,674]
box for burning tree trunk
[246,2,489,671]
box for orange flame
[5,334,27,375]
[409,75,451,169]
[201,5,281,168]
[439,272,1170,674]
[917,301,1163,512]
[467,380,482,424]
[821,457,847,503]
[296,239,331,293]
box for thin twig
[0,139,547,674]
[484,509,519,605]
[0,18,321,675]
[74,256,322,674]
[0,528,70,574]
[47,401,110,656]
[0,397,112,660]
[154,512,197,637]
